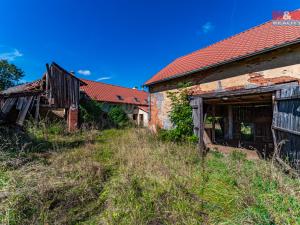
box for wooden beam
[195,82,299,99]
[0,91,42,98]
[198,97,205,157]
[275,95,300,101]
[212,105,216,143]
[272,125,300,136]
[228,105,233,140]
[35,95,41,125]
[271,92,278,155]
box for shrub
[108,106,129,128]
[80,100,107,128]
[159,82,196,142]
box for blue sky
[0,0,299,88]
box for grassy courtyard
[0,126,299,224]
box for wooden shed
[0,62,86,131]
[190,82,300,170]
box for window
[116,95,123,100]
[134,97,140,102]
[133,114,137,120]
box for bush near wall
[108,106,130,128]
[159,82,197,143]
[79,100,109,129]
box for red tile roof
[145,10,300,85]
[81,79,148,105]
[138,105,149,113]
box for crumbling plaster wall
[148,44,300,131]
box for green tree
[108,106,129,128]
[0,60,24,90]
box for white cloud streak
[96,77,111,81]
[201,22,214,34]
[77,69,91,76]
[0,49,23,61]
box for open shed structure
[0,62,86,131]
[190,82,300,169]
[145,9,300,170]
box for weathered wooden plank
[228,105,233,140]
[198,97,205,157]
[16,96,33,126]
[212,105,216,143]
[35,95,41,124]
[1,98,17,114]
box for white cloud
[201,22,214,34]
[77,69,91,76]
[96,76,111,81]
[0,49,23,61]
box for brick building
[145,10,300,168]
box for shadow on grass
[0,125,104,169]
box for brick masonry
[68,106,78,132]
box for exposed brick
[68,106,78,132]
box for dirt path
[207,144,260,160]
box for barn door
[272,86,300,170]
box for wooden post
[271,92,278,157]
[212,105,216,143]
[228,105,233,140]
[34,95,40,125]
[198,97,205,157]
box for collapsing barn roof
[0,62,86,127]
[1,80,42,96]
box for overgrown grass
[0,127,299,224]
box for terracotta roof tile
[145,10,300,85]
[138,105,149,113]
[81,79,148,105]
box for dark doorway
[139,114,144,126]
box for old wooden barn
[145,10,300,170]
[0,62,86,131]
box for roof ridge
[81,78,148,93]
[178,22,271,61]
[176,8,300,61]
[146,17,274,84]
[145,8,300,85]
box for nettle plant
[160,82,197,143]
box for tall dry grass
[90,129,300,224]
[0,127,299,224]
